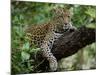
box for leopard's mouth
[63,23,74,31]
[55,28,69,33]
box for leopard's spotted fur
[26,8,76,71]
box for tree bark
[36,26,95,72]
[51,26,95,60]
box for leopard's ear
[53,7,70,14]
[62,7,67,12]
[51,7,63,14]
[51,8,58,14]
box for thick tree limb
[52,26,95,60]
[36,26,95,72]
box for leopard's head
[52,8,73,33]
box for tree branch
[36,26,95,72]
[51,26,95,60]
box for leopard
[26,7,76,71]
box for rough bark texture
[36,26,95,72]
[52,26,95,60]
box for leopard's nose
[64,23,68,25]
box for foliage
[11,1,96,74]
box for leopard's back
[26,23,53,47]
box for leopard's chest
[47,32,63,49]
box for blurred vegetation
[11,1,96,74]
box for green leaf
[22,42,30,50]
[21,51,30,61]
[19,15,24,20]
[14,16,19,22]
[86,23,96,28]
[30,48,41,53]
[30,48,41,59]
[85,8,96,18]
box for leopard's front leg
[40,41,58,71]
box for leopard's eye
[59,15,64,20]
[67,15,70,18]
